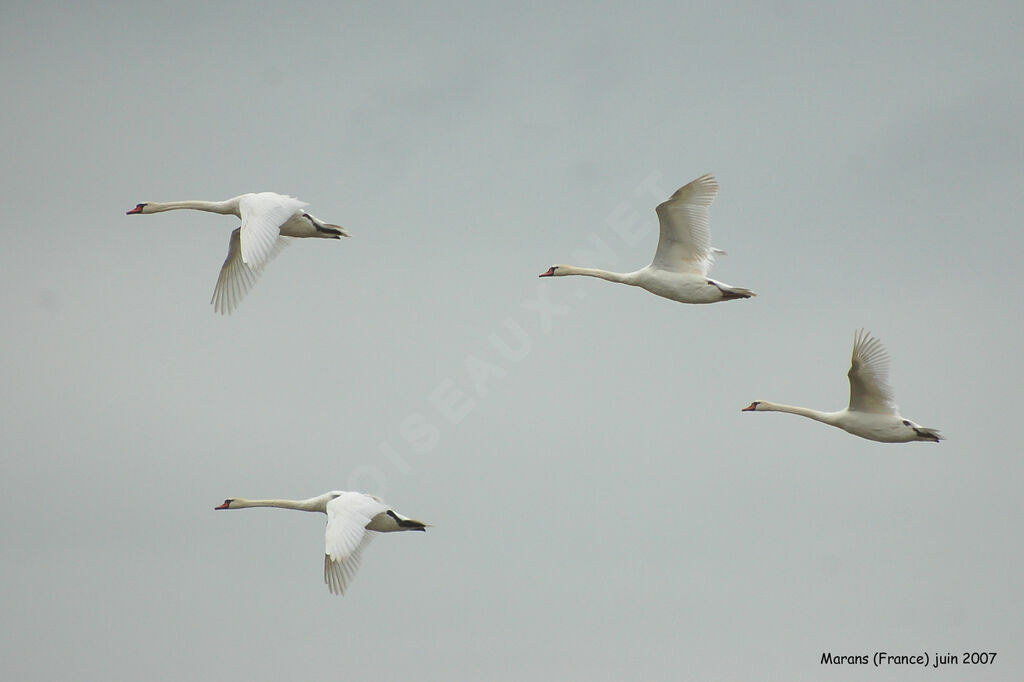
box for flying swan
[539,173,755,303]
[126,192,348,314]
[742,329,943,443]
[215,491,428,595]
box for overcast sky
[2,1,1023,680]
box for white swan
[126,193,349,314]
[214,490,428,595]
[539,173,754,303]
[742,330,943,443]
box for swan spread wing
[211,229,290,314]
[324,534,374,595]
[652,173,719,275]
[238,193,307,269]
[847,329,897,414]
[323,493,388,595]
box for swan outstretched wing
[211,228,290,315]
[652,173,719,275]
[847,329,897,415]
[324,534,374,596]
[323,493,389,595]
[238,193,307,269]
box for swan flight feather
[652,173,719,275]
[847,329,897,415]
[324,493,390,595]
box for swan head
[742,401,763,412]
[214,498,235,510]
[539,265,564,277]
[126,203,149,215]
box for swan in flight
[539,173,754,303]
[214,490,428,595]
[126,193,348,314]
[742,330,943,443]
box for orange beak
[539,267,556,277]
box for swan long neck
[758,402,839,425]
[557,265,633,284]
[144,199,238,216]
[228,497,328,513]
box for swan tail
[323,223,350,238]
[720,285,756,300]
[304,212,350,238]
[914,426,944,443]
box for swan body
[214,490,427,595]
[742,330,943,443]
[126,193,348,314]
[539,173,754,303]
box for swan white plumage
[126,193,349,314]
[742,330,943,443]
[539,173,755,303]
[214,490,428,595]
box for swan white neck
[555,265,634,284]
[756,401,840,425]
[227,496,329,513]
[143,199,239,215]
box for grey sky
[2,1,1022,680]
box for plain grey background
[2,1,1022,680]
